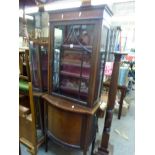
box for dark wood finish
[103,81,127,90]
[19,95,30,109]
[95,53,127,155]
[103,82,127,119]
[44,99,48,152]
[48,106,82,146]
[25,49,31,81]
[50,9,103,21]
[29,39,48,135]
[42,94,101,115]
[34,94,45,134]
[29,38,48,92]
[43,98,97,154]
[49,5,113,17]
[91,136,96,155]
[19,142,21,155]
[45,4,112,155]
[19,51,24,76]
[49,15,110,108]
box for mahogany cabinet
[43,4,113,155]
[29,39,48,92]
[29,39,48,133]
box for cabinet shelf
[61,60,90,68]
[60,71,89,80]
[62,44,92,51]
[60,86,88,96]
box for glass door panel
[29,43,40,89]
[40,45,48,91]
[52,24,95,104]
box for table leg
[118,88,126,119]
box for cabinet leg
[27,148,37,155]
[45,135,48,152]
[19,143,21,155]
[83,150,87,155]
[44,101,48,152]
[32,149,37,155]
[91,137,96,155]
[38,97,44,134]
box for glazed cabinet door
[29,42,48,91]
[94,25,109,102]
[49,21,100,106]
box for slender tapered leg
[19,143,21,155]
[44,100,48,152]
[27,148,37,155]
[45,134,48,152]
[91,136,96,155]
[38,97,44,133]
[32,148,37,155]
[83,150,87,155]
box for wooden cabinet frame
[43,4,113,155]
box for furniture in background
[29,38,48,134]
[103,82,127,119]
[19,82,44,155]
[19,49,31,82]
[43,4,112,155]
[29,38,48,92]
[95,53,127,155]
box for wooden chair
[103,81,127,119]
[19,82,44,155]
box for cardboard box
[97,93,108,118]
[101,93,108,103]
[114,100,129,116]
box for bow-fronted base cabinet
[43,94,101,155]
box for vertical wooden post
[95,53,127,155]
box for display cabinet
[29,38,48,92]
[48,6,112,107]
[43,4,113,155]
[29,39,48,134]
